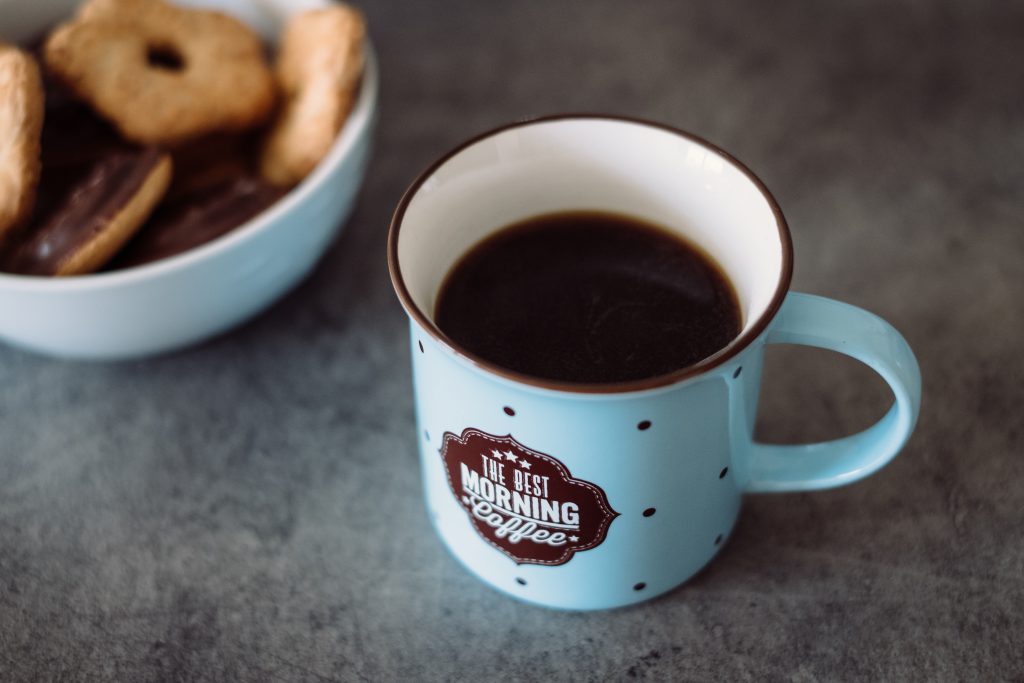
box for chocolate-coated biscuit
[3,148,172,276]
[110,175,283,269]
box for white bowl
[0,0,378,359]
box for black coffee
[435,211,741,384]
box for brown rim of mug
[387,114,794,395]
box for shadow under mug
[388,115,922,611]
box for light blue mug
[388,115,921,610]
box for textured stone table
[1,0,1021,680]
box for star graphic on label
[519,459,532,470]
[568,535,579,542]
[490,449,504,460]
[502,450,517,462]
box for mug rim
[387,114,794,395]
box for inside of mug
[396,118,787,337]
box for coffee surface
[435,211,741,384]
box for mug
[387,115,921,611]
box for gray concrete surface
[1,0,1022,680]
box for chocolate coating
[2,147,163,275]
[109,176,283,269]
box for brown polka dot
[715,534,723,546]
[503,406,516,416]
[515,577,527,586]
[418,340,424,353]
[633,582,646,591]
[719,467,729,479]
[643,508,656,517]
[733,366,742,379]
[637,420,652,431]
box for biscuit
[111,175,283,269]
[2,148,172,276]
[0,45,44,248]
[44,0,276,145]
[260,5,365,187]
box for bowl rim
[0,38,379,292]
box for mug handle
[744,292,922,493]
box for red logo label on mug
[440,428,619,566]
